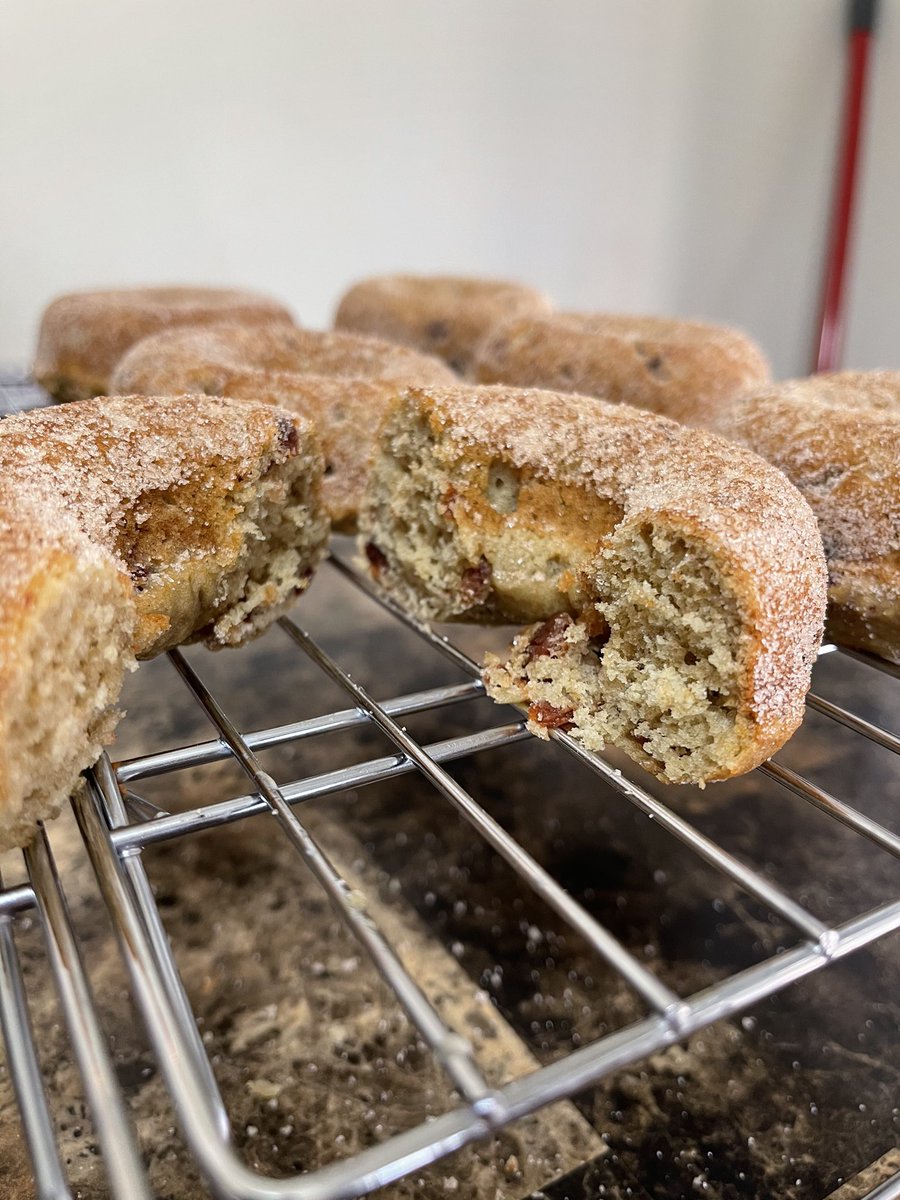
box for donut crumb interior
[362,400,753,785]
[211,455,328,646]
[1,555,133,851]
[120,451,329,657]
[485,522,748,785]
[361,409,472,614]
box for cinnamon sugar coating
[472,312,771,425]
[360,385,826,785]
[111,323,456,530]
[34,285,295,402]
[334,274,553,373]
[0,395,328,847]
[715,371,900,663]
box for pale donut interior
[361,409,472,610]
[1,552,133,850]
[485,523,747,785]
[362,407,750,785]
[363,408,617,622]
[212,456,327,647]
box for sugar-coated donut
[714,371,900,664]
[359,385,826,785]
[111,323,456,530]
[472,312,771,425]
[0,395,329,848]
[334,274,553,373]
[34,285,295,402]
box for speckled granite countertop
[0,546,898,1200]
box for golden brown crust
[714,371,900,662]
[472,312,771,425]
[360,385,827,783]
[334,274,553,373]
[111,323,456,530]
[34,286,295,401]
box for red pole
[812,0,879,374]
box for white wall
[1,0,896,378]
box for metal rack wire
[1,376,899,1199]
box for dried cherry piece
[460,556,492,606]
[525,613,573,662]
[276,415,299,453]
[528,702,575,731]
[365,542,388,578]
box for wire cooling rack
[1,375,899,1199]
